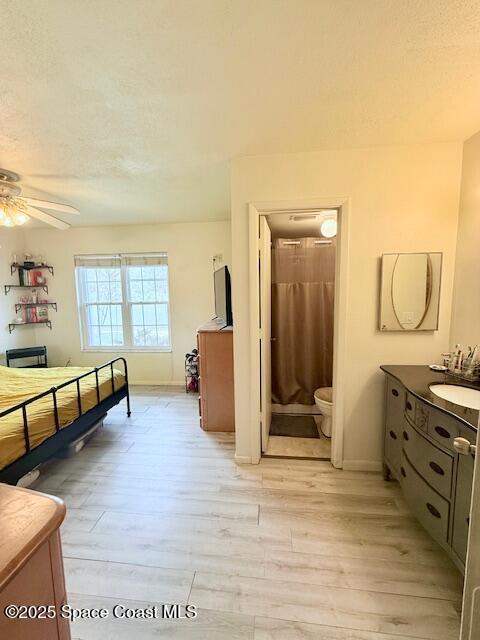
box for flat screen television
[214,265,233,326]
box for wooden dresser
[197,319,235,432]
[0,484,70,639]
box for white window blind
[75,253,171,351]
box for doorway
[248,198,349,468]
[256,207,341,461]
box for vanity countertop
[380,364,480,431]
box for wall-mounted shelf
[4,284,48,295]
[5,261,55,330]
[15,302,57,314]
[8,320,52,334]
[10,263,54,276]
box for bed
[0,358,130,484]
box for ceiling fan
[0,168,79,230]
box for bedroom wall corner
[0,227,29,362]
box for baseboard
[234,454,253,465]
[342,460,383,472]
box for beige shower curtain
[271,238,335,405]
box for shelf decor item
[23,252,34,268]
[37,306,49,323]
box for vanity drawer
[386,377,405,431]
[402,420,453,499]
[413,398,429,432]
[384,377,405,476]
[400,453,449,546]
[404,392,429,432]
[384,425,401,476]
[405,392,415,423]
[427,408,461,451]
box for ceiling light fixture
[320,216,337,238]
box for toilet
[314,387,333,437]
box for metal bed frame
[0,357,131,485]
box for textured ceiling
[1,0,480,226]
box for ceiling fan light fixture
[0,199,30,226]
[0,169,80,229]
[13,211,29,225]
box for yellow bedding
[0,365,125,471]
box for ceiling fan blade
[25,206,71,230]
[22,197,80,215]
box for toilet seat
[314,387,333,404]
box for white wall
[231,143,463,468]
[0,228,30,361]
[23,220,231,384]
[450,130,480,349]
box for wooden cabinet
[197,319,235,432]
[0,485,70,639]
[382,371,477,573]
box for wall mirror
[379,252,442,331]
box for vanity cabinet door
[402,420,453,499]
[400,453,449,546]
[384,377,405,475]
[452,449,474,565]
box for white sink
[429,384,480,411]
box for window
[75,253,171,351]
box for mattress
[0,365,125,471]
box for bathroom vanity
[381,365,480,572]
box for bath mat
[270,414,319,438]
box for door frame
[248,197,350,467]
[259,216,272,453]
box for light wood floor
[31,386,463,640]
[265,434,331,459]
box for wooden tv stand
[197,319,235,432]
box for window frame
[75,254,172,353]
